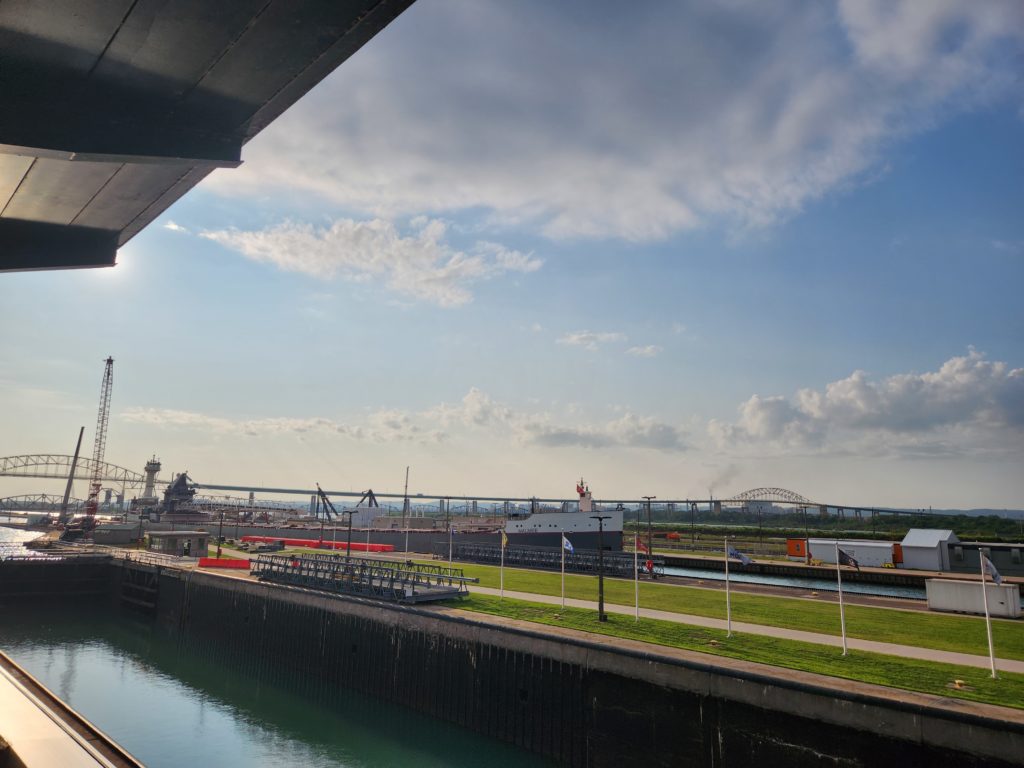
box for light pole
[591,515,610,622]
[216,508,224,558]
[345,508,354,558]
[642,496,656,572]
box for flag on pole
[724,536,733,637]
[499,529,506,598]
[980,552,999,678]
[834,542,848,655]
[983,555,1003,585]
[837,547,860,571]
[560,530,569,609]
[727,546,752,566]
[633,532,640,622]
[635,537,649,554]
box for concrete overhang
[0,0,415,271]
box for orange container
[786,538,807,559]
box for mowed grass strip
[438,561,1024,661]
[457,593,1024,710]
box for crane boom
[84,357,114,529]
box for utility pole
[346,508,354,558]
[402,466,409,529]
[591,515,610,622]
[59,427,84,526]
[217,509,224,558]
[642,496,656,565]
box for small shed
[147,530,208,558]
[900,529,959,572]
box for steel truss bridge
[0,454,157,490]
[0,494,85,512]
[0,456,930,520]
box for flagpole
[561,529,566,610]
[725,535,732,638]
[500,530,505,599]
[980,554,997,678]
[634,533,639,622]
[835,542,847,656]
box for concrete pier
[153,565,1023,767]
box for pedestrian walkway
[469,585,1024,675]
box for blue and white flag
[983,555,1003,585]
[727,546,752,566]
[562,535,574,554]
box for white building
[900,529,959,572]
[808,539,895,568]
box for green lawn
[458,593,1024,710]
[436,561,1024,661]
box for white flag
[983,555,1003,585]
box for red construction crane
[83,357,114,530]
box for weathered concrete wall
[147,568,1023,768]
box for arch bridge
[723,487,817,506]
[0,454,154,489]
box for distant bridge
[0,454,156,489]
[0,457,927,519]
[0,493,85,512]
[723,487,818,506]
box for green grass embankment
[459,593,1024,710]
[438,561,1024,661]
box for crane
[83,357,114,532]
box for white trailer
[925,579,1021,619]
[808,538,895,568]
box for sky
[1,0,1023,509]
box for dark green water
[0,531,547,767]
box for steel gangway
[251,553,478,603]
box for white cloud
[128,388,687,454]
[163,220,189,233]
[626,345,663,358]
[709,349,1024,456]
[430,388,688,452]
[120,407,439,443]
[556,330,627,351]
[201,217,541,307]
[203,0,1023,241]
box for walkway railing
[252,553,477,603]
[445,542,665,578]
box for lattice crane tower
[84,357,114,521]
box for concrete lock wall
[143,568,1023,768]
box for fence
[444,542,665,578]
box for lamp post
[642,496,656,574]
[591,514,610,622]
[345,508,354,558]
[216,508,224,558]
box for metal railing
[252,553,477,603]
[445,542,665,578]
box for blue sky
[2,0,1022,507]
